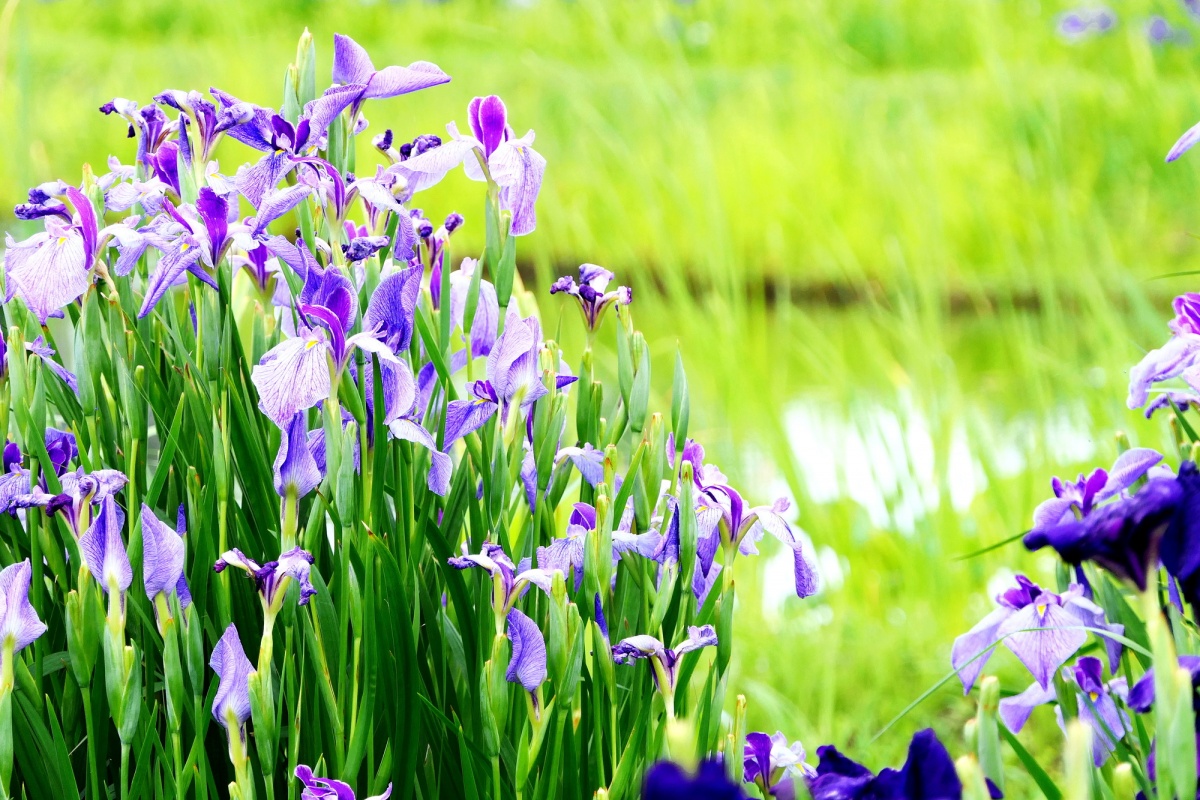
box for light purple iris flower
[537,502,661,591]
[442,307,554,445]
[744,731,814,800]
[348,167,418,261]
[330,33,451,122]
[98,99,174,173]
[395,95,546,236]
[1056,7,1117,42]
[4,186,102,324]
[673,436,818,600]
[32,466,129,539]
[1127,294,1200,409]
[1031,448,1163,530]
[612,625,718,692]
[251,263,404,426]
[0,560,48,662]
[78,496,133,599]
[999,656,1129,767]
[273,413,322,499]
[951,574,1123,693]
[549,264,632,331]
[154,89,250,166]
[506,608,548,715]
[210,623,255,742]
[214,546,317,610]
[447,542,555,612]
[295,764,392,800]
[141,503,191,611]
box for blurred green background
[9,0,1200,788]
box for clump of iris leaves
[7,26,1200,800]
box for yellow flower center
[1089,691,1099,702]
[1035,604,1046,616]
[180,243,191,252]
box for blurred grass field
[10,0,1200,785]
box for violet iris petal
[806,729,963,800]
[295,763,393,800]
[78,496,132,596]
[27,336,79,394]
[0,560,48,659]
[210,624,254,739]
[613,625,717,692]
[1127,655,1200,714]
[141,503,189,607]
[215,546,317,607]
[4,216,91,324]
[1025,476,1180,590]
[331,33,450,111]
[446,542,553,609]
[273,412,322,499]
[363,265,421,353]
[951,575,1122,692]
[506,608,548,694]
[549,263,632,330]
[251,328,333,426]
[642,760,745,800]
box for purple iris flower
[642,760,745,800]
[4,185,102,324]
[427,213,464,292]
[1127,294,1200,406]
[330,33,450,122]
[214,546,317,610]
[154,89,249,165]
[951,574,1122,693]
[342,235,390,264]
[14,180,71,222]
[673,437,818,600]
[210,623,255,742]
[36,467,129,539]
[348,167,418,261]
[78,496,133,600]
[1024,470,1184,592]
[805,729,965,800]
[442,307,553,445]
[1128,655,1200,715]
[612,625,718,693]
[1031,448,1162,530]
[26,336,78,395]
[273,413,322,500]
[447,258,499,355]
[251,263,404,426]
[232,241,282,294]
[395,95,546,236]
[506,608,548,716]
[0,560,48,662]
[1000,656,1129,767]
[447,542,554,612]
[98,99,172,171]
[536,502,661,591]
[549,264,632,331]
[141,503,191,613]
[295,764,392,800]
[744,732,813,800]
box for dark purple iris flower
[951,574,1122,693]
[37,466,129,540]
[214,546,317,611]
[642,760,745,800]
[806,729,968,800]
[295,764,392,800]
[550,264,632,331]
[1000,656,1129,767]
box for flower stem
[81,684,102,800]
[120,742,130,800]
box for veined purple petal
[332,34,375,85]
[236,152,296,209]
[674,624,718,656]
[998,601,1088,689]
[1098,448,1163,500]
[1127,334,1200,409]
[393,137,478,194]
[196,187,229,262]
[273,412,322,498]
[141,503,188,605]
[4,228,90,324]
[252,185,312,236]
[506,608,547,693]
[490,134,546,237]
[79,495,132,595]
[365,62,451,100]
[251,331,333,427]
[303,85,362,137]
[469,96,508,158]
[951,606,1010,693]
[364,265,421,353]
[1168,118,1200,162]
[998,681,1056,733]
[294,764,359,800]
[64,187,98,271]
[138,238,205,318]
[0,560,47,656]
[442,398,498,445]
[210,624,254,736]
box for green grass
[10,0,1200,782]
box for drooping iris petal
[643,760,746,800]
[252,330,333,426]
[0,560,48,658]
[442,396,499,444]
[141,503,188,606]
[506,608,547,694]
[387,418,451,496]
[491,133,546,237]
[1127,334,1200,410]
[210,624,255,738]
[997,599,1088,689]
[78,496,132,595]
[363,265,421,353]
[998,681,1057,734]
[273,412,322,499]
[4,226,90,324]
